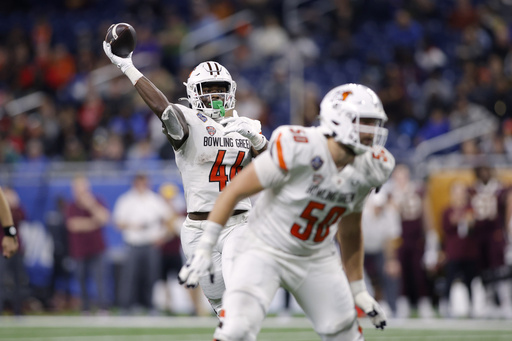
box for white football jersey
[251,125,395,256]
[173,104,253,213]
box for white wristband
[198,220,223,249]
[252,135,267,151]
[349,279,367,296]
[124,65,143,85]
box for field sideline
[1,316,512,341]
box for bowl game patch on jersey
[206,126,216,136]
[311,156,324,170]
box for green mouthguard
[212,100,225,116]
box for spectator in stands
[387,164,436,318]
[65,175,110,314]
[448,0,479,31]
[62,137,87,162]
[414,39,448,74]
[249,14,290,60]
[361,190,402,317]
[46,196,73,312]
[449,95,497,130]
[385,9,424,54]
[455,24,492,63]
[469,165,512,318]
[416,106,451,145]
[158,11,188,75]
[417,68,453,120]
[0,186,25,315]
[440,181,479,317]
[113,173,172,315]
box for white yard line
[1,316,511,331]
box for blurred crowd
[0,0,512,166]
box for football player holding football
[103,37,267,318]
[179,83,394,340]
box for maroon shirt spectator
[65,175,110,313]
[441,206,479,261]
[389,164,434,317]
[65,199,106,259]
[469,167,508,271]
[468,166,512,317]
[441,181,479,314]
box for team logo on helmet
[205,61,222,76]
[197,113,208,122]
[206,126,216,136]
[311,156,324,170]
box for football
[104,23,136,58]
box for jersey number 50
[209,150,246,191]
[291,201,346,242]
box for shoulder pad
[268,125,313,171]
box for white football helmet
[319,83,388,155]
[183,61,236,119]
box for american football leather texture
[105,23,136,58]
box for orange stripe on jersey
[276,132,288,171]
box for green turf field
[1,316,511,341]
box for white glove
[103,41,134,73]
[103,41,142,84]
[350,280,387,329]
[220,112,266,150]
[178,221,223,288]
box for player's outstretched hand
[178,247,214,288]
[221,113,266,150]
[353,290,387,329]
[103,41,134,73]
[350,280,387,330]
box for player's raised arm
[102,24,188,147]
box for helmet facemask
[348,115,388,155]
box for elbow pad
[162,104,186,140]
